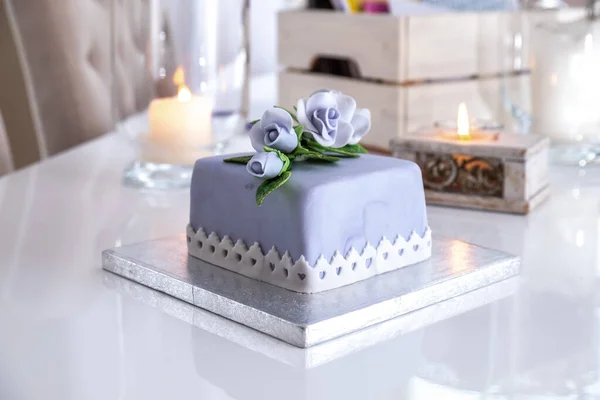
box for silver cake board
[104,272,518,369]
[102,234,520,348]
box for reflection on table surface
[1,118,600,398]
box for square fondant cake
[187,153,431,293]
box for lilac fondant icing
[190,154,428,264]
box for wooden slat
[278,9,582,83]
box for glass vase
[114,0,249,189]
[530,5,600,166]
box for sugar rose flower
[249,107,298,153]
[296,90,371,148]
[246,152,284,179]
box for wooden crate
[278,9,581,82]
[278,9,581,151]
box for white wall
[163,0,305,76]
[250,0,306,75]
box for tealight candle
[143,67,213,165]
[436,103,499,142]
[391,103,550,214]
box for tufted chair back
[2,0,153,166]
[0,111,14,176]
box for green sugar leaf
[281,153,291,172]
[292,146,310,156]
[256,171,292,206]
[223,155,253,164]
[274,106,299,124]
[294,125,304,141]
[303,152,340,163]
[339,143,368,154]
[323,147,359,158]
[304,140,359,158]
[249,119,260,126]
[303,138,326,151]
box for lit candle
[144,67,212,164]
[456,102,471,140]
[437,102,498,142]
[391,104,550,214]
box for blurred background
[1,0,600,178]
[0,0,303,173]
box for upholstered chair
[0,111,15,176]
[0,0,153,168]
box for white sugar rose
[296,90,371,148]
[249,107,298,153]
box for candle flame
[457,102,470,139]
[178,85,192,102]
[173,66,185,87]
[173,66,192,102]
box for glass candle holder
[530,5,600,166]
[434,119,502,142]
[114,0,249,189]
[433,103,503,142]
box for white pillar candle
[144,85,213,165]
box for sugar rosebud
[246,152,284,179]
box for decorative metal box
[391,131,550,214]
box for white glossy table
[2,89,600,399]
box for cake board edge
[102,235,520,348]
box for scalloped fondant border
[186,224,432,293]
